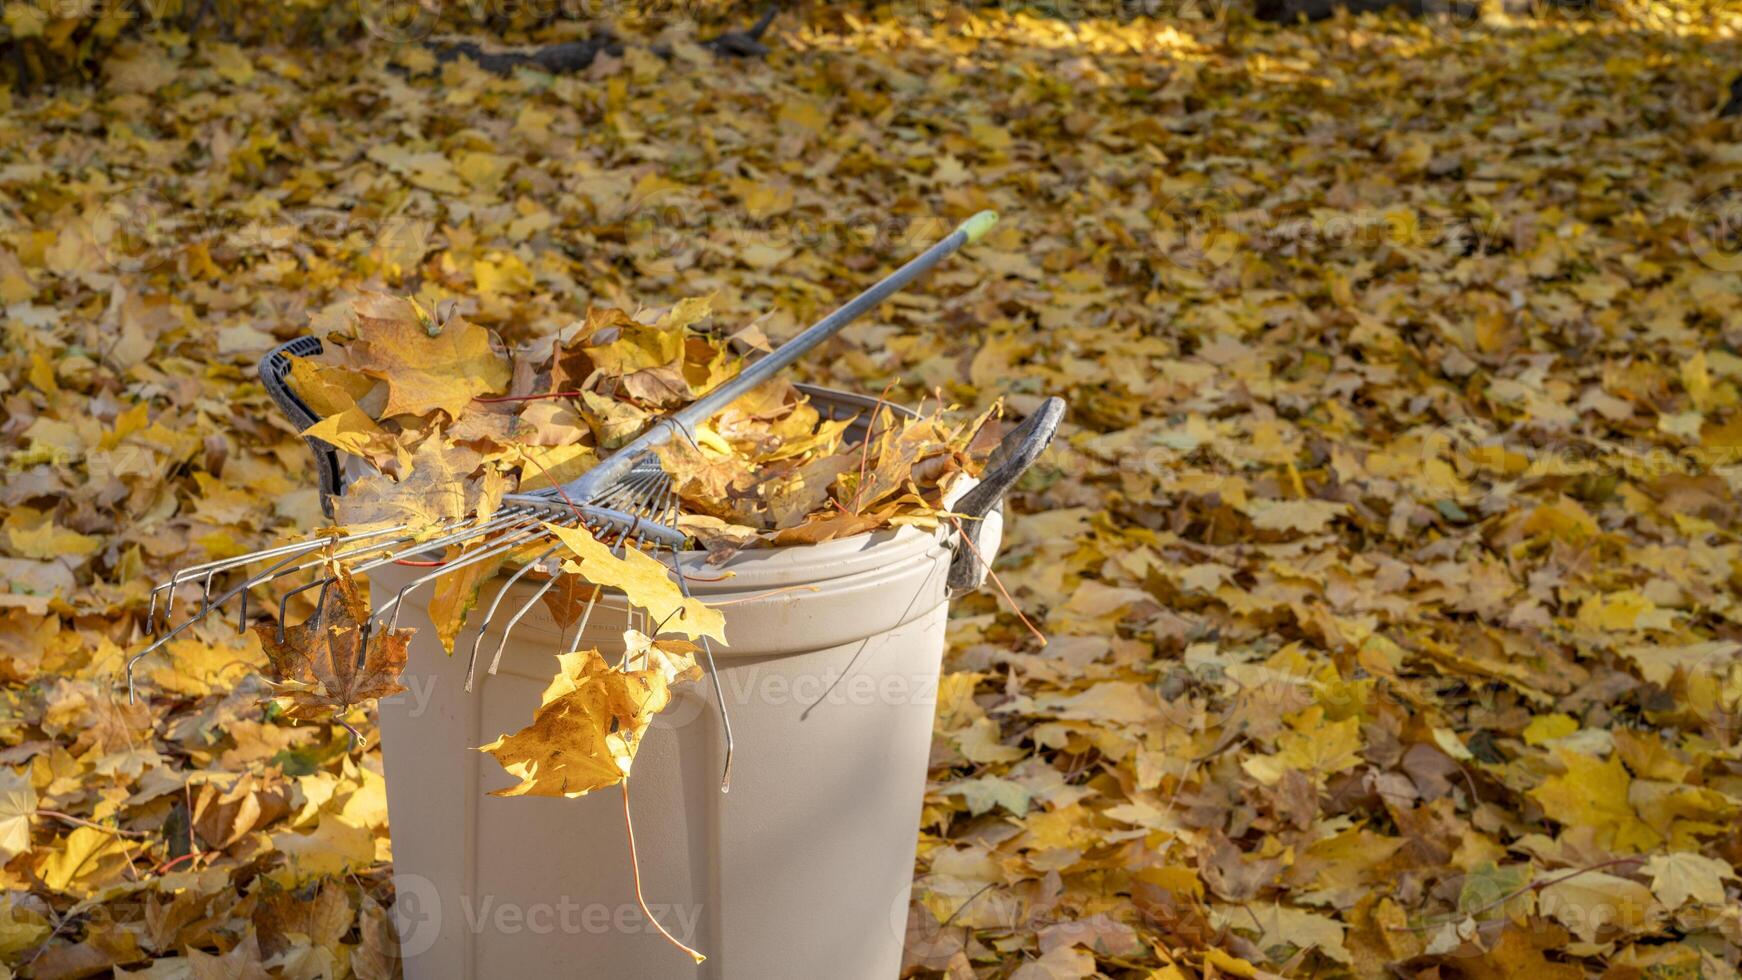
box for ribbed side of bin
[370,524,956,979]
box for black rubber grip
[947,397,1067,594]
[259,337,344,516]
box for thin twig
[515,439,588,518]
[1390,856,1648,933]
[471,391,585,403]
[21,908,74,969]
[620,780,706,963]
[940,881,998,928]
[152,850,215,875]
[35,810,149,839]
[949,515,1046,647]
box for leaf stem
[619,779,706,963]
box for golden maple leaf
[251,567,410,723]
[345,293,510,419]
[1528,750,1663,853]
[480,648,678,798]
[543,522,727,644]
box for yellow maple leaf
[543,523,726,644]
[40,825,130,895]
[1576,591,1673,632]
[427,547,507,654]
[1644,851,1734,909]
[620,629,702,687]
[145,636,263,699]
[287,355,375,420]
[5,510,100,561]
[481,649,677,798]
[1242,708,1363,785]
[1537,871,1657,944]
[347,294,509,418]
[334,436,480,530]
[584,317,687,379]
[473,252,533,296]
[1522,714,1579,746]
[0,767,35,863]
[271,815,378,878]
[0,899,49,960]
[1243,499,1348,535]
[508,442,597,493]
[302,407,393,459]
[1529,750,1661,853]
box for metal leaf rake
[125,211,1004,792]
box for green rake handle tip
[960,210,998,244]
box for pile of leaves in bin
[292,291,992,554]
[5,0,1742,976]
[277,290,990,799]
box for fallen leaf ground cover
[2,0,1742,976]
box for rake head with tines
[123,212,1045,793]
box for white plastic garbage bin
[258,338,1063,980]
[372,518,962,979]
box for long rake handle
[531,210,998,505]
[671,210,998,431]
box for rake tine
[566,583,604,653]
[306,511,546,678]
[248,514,511,604]
[465,539,568,692]
[666,527,732,794]
[195,567,222,621]
[126,604,228,702]
[289,526,533,650]
[310,576,334,635]
[131,534,377,701]
[338,508,556,728]
[130,532,392,699]
[633,480,732,793]
[485,560,565,679]
[216,513,534,672]
[153,521,453,638]
[153,537,323,627]
[546,480,654,657]
[126,550,330,702]
[278,576,334,644]
[150,522,418,633]
[373,514,573,633]
[234,531,438,642]
[481,472,663,680]
[162,578,184,637]
[344,508,541,579]
[478,469,672,679]
[352,512,568,675]
[238,543,335,635]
